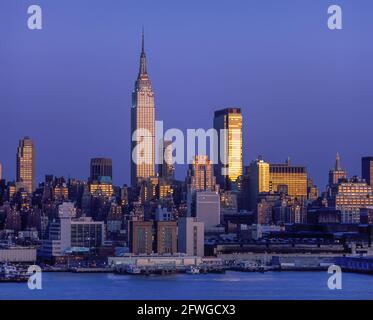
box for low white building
[39,202,105,259]
[108,255,203,267]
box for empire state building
[131,31,155,186]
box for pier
[335,256,373,275]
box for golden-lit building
[89,177,114,198]
[214,108,243,187]
[247,158,270,210]
[158,180,173,200]
[8,184,16,199]
[187,155,218,192]
[131,31,155,186]
[53,185,69,201]
[16,136,35,194]
[139,177,159,203]
[269,159,307,200]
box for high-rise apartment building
[213,108,243,188]
[362,157,373,187]
[131,31,155,187]
[154,221,177,254]
[16,137,35,194]
[129,220,153,255]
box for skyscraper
[328,152,347,186]
[247,158,270,210]
[90,158,112,182]
[16,137,35,194]
[186,155,219,218]
[0,162,2,180]
[213,108,243,188]
[131,31,155,187]
[269,159,308,201]
[186,155,218,192]
[158,140,175,181]
[362,157,373,187]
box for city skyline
[2,1,373,304]
[1,0,373,189]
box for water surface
[1,271,372,300]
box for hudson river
[1,271,373,300]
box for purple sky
[1,0,373,189]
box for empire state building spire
[135,29,151,90]
[335,152,342,171]
[139,28,147,76]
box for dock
[335,256,373,275]
[69,267,114,273]
[114,263,226,276]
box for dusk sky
[1,0,372,189]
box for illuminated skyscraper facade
[213,108,243,188]
[89,177,114,198]
[269,159,307,201]
[247,158,270,210]
[187,155,218,192]
[131,31,155,187]
[16,137,36,194]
